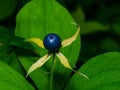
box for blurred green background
[0,0,120,64]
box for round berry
[43,33,61,52]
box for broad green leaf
[80,21,109,34]
[0,49,25,75]
[65,52,120,90]
[0,60,34,90]
[0,27,24,74]
[15,0,80,89]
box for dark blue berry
[43,33,61,52]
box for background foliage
[0,0,120,90]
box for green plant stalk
[50,54,56,90]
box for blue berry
[43,33,61,52]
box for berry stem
[50,54,56,90]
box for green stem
[50,54,56,90]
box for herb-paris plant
[15,0,81,89]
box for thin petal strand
[26,54,51,77]
[56,52,89,80]
[25,38,44,48]
[62,26,80,48]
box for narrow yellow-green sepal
[25,38,44,48]
[56,52,89,80]
[61,26,80,48]
[56,52,73,69]
[26,54,51,77]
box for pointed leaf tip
[73,70,89,80]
